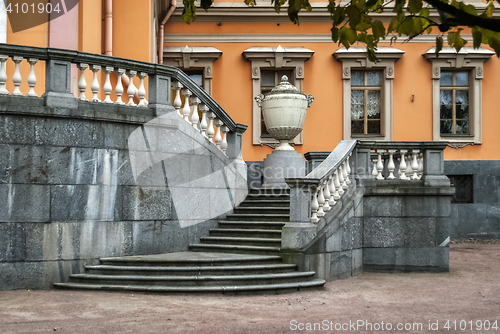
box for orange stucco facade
[3,0,499,162]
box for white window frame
[334,47,404,141]
[423,47,493,146]
[243,46,314,147]
[162,46,222,95]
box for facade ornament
[343,67,350,78]
[255,93,264,107]
[433,66,440,78]
[387,67,394,77]
[253,67,259,77]
[447,142,474,149]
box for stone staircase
[54,188,325,294]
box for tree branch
[424,0,500,32]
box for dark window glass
[448,175,473,203]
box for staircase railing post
[148,68,176,116]
[225,123,247,160]
[422,142,450,186]
[43,48,78,109]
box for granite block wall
[0,95,247,290]
[444,160,500,239]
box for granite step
[66,271,316,286]
[225,213,290,222]
[190,243,280,255]
[233,206,290,215]
[99,252,283,267]
[200,236,281,247]
[84,263,298,276]
[54,279,326,295]
[209,228,282,238]
[217,221,286,230]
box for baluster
[206,111,215,141]
[328,175,336,206]
[137,72,147,106]
[199,104,209,137]
[77,63,88,100]
[411,150,420,180]
[311,188,319,223]
[333,170,341,200]
[317,185,325,217]
[190,96,200,129]
[89,65,101,102]
[26,58,38,97]
[387,149,396,180]
[172,81,183,117]
[0,55,8,95]
[376,149,385,180]
[12,56,23,96]
[322,181,331,211]
[371,158,378,179]
[181,88,192,122]
[342,160,349,189]
[126,70,137,106]
[346,154,352,184]
[214,118,223,149]
[417,153,424,179]
[404,156,412,178]
[221,126,229,154]
[337,166,345,195]
[114,68,125,104]
[399,149,408,180]
[102,66,113,103]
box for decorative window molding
[162,46,222,95]
[334,46,404,141]
[243,46,314,146]
[423,47,494,145]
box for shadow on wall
[129,112,248,228]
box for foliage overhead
[181,0,500,61]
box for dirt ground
[1,243,499,334]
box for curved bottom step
[54,279,326,295]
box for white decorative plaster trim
[334,47,404,141]
[163,46,223,95]
[165,33,474,44]
[447,142,474,149]
[423,47,493,145]
[243,46,314,146]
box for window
[260,70,293,137]
[162,46,222,95]
[243,46,314,147]
[448,175,473,203]
[440,71,470,135]
[351,71,382,135]
[424,47,493,146]
[334,47,404,141]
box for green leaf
[398,17,414,36]
[472,29,482,49]
[490,37,500,57]
[355,14,372,31]
[365,0,378,8]
[200,0,213,10]
[346,5,362,29]
[393,0,405,13]
[388,14,402,33]
[436,36,443,54]
[482,1,495,18]
[244,0,256,6]
[420,7,429,18]
[331,26,340,42]
[461,4,477,16]
[346,27,358,44]
[408,0,422,14]
[372,20,386,40]
[448,31,467,52]
[181,0,196,23]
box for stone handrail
[286,140,357,223]
[0,43,245,155]
[286,140,449,224]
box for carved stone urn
[255,75,314,151]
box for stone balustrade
[0,44,242,157]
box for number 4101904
[444,320,499,331]
[5,2,62,14]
